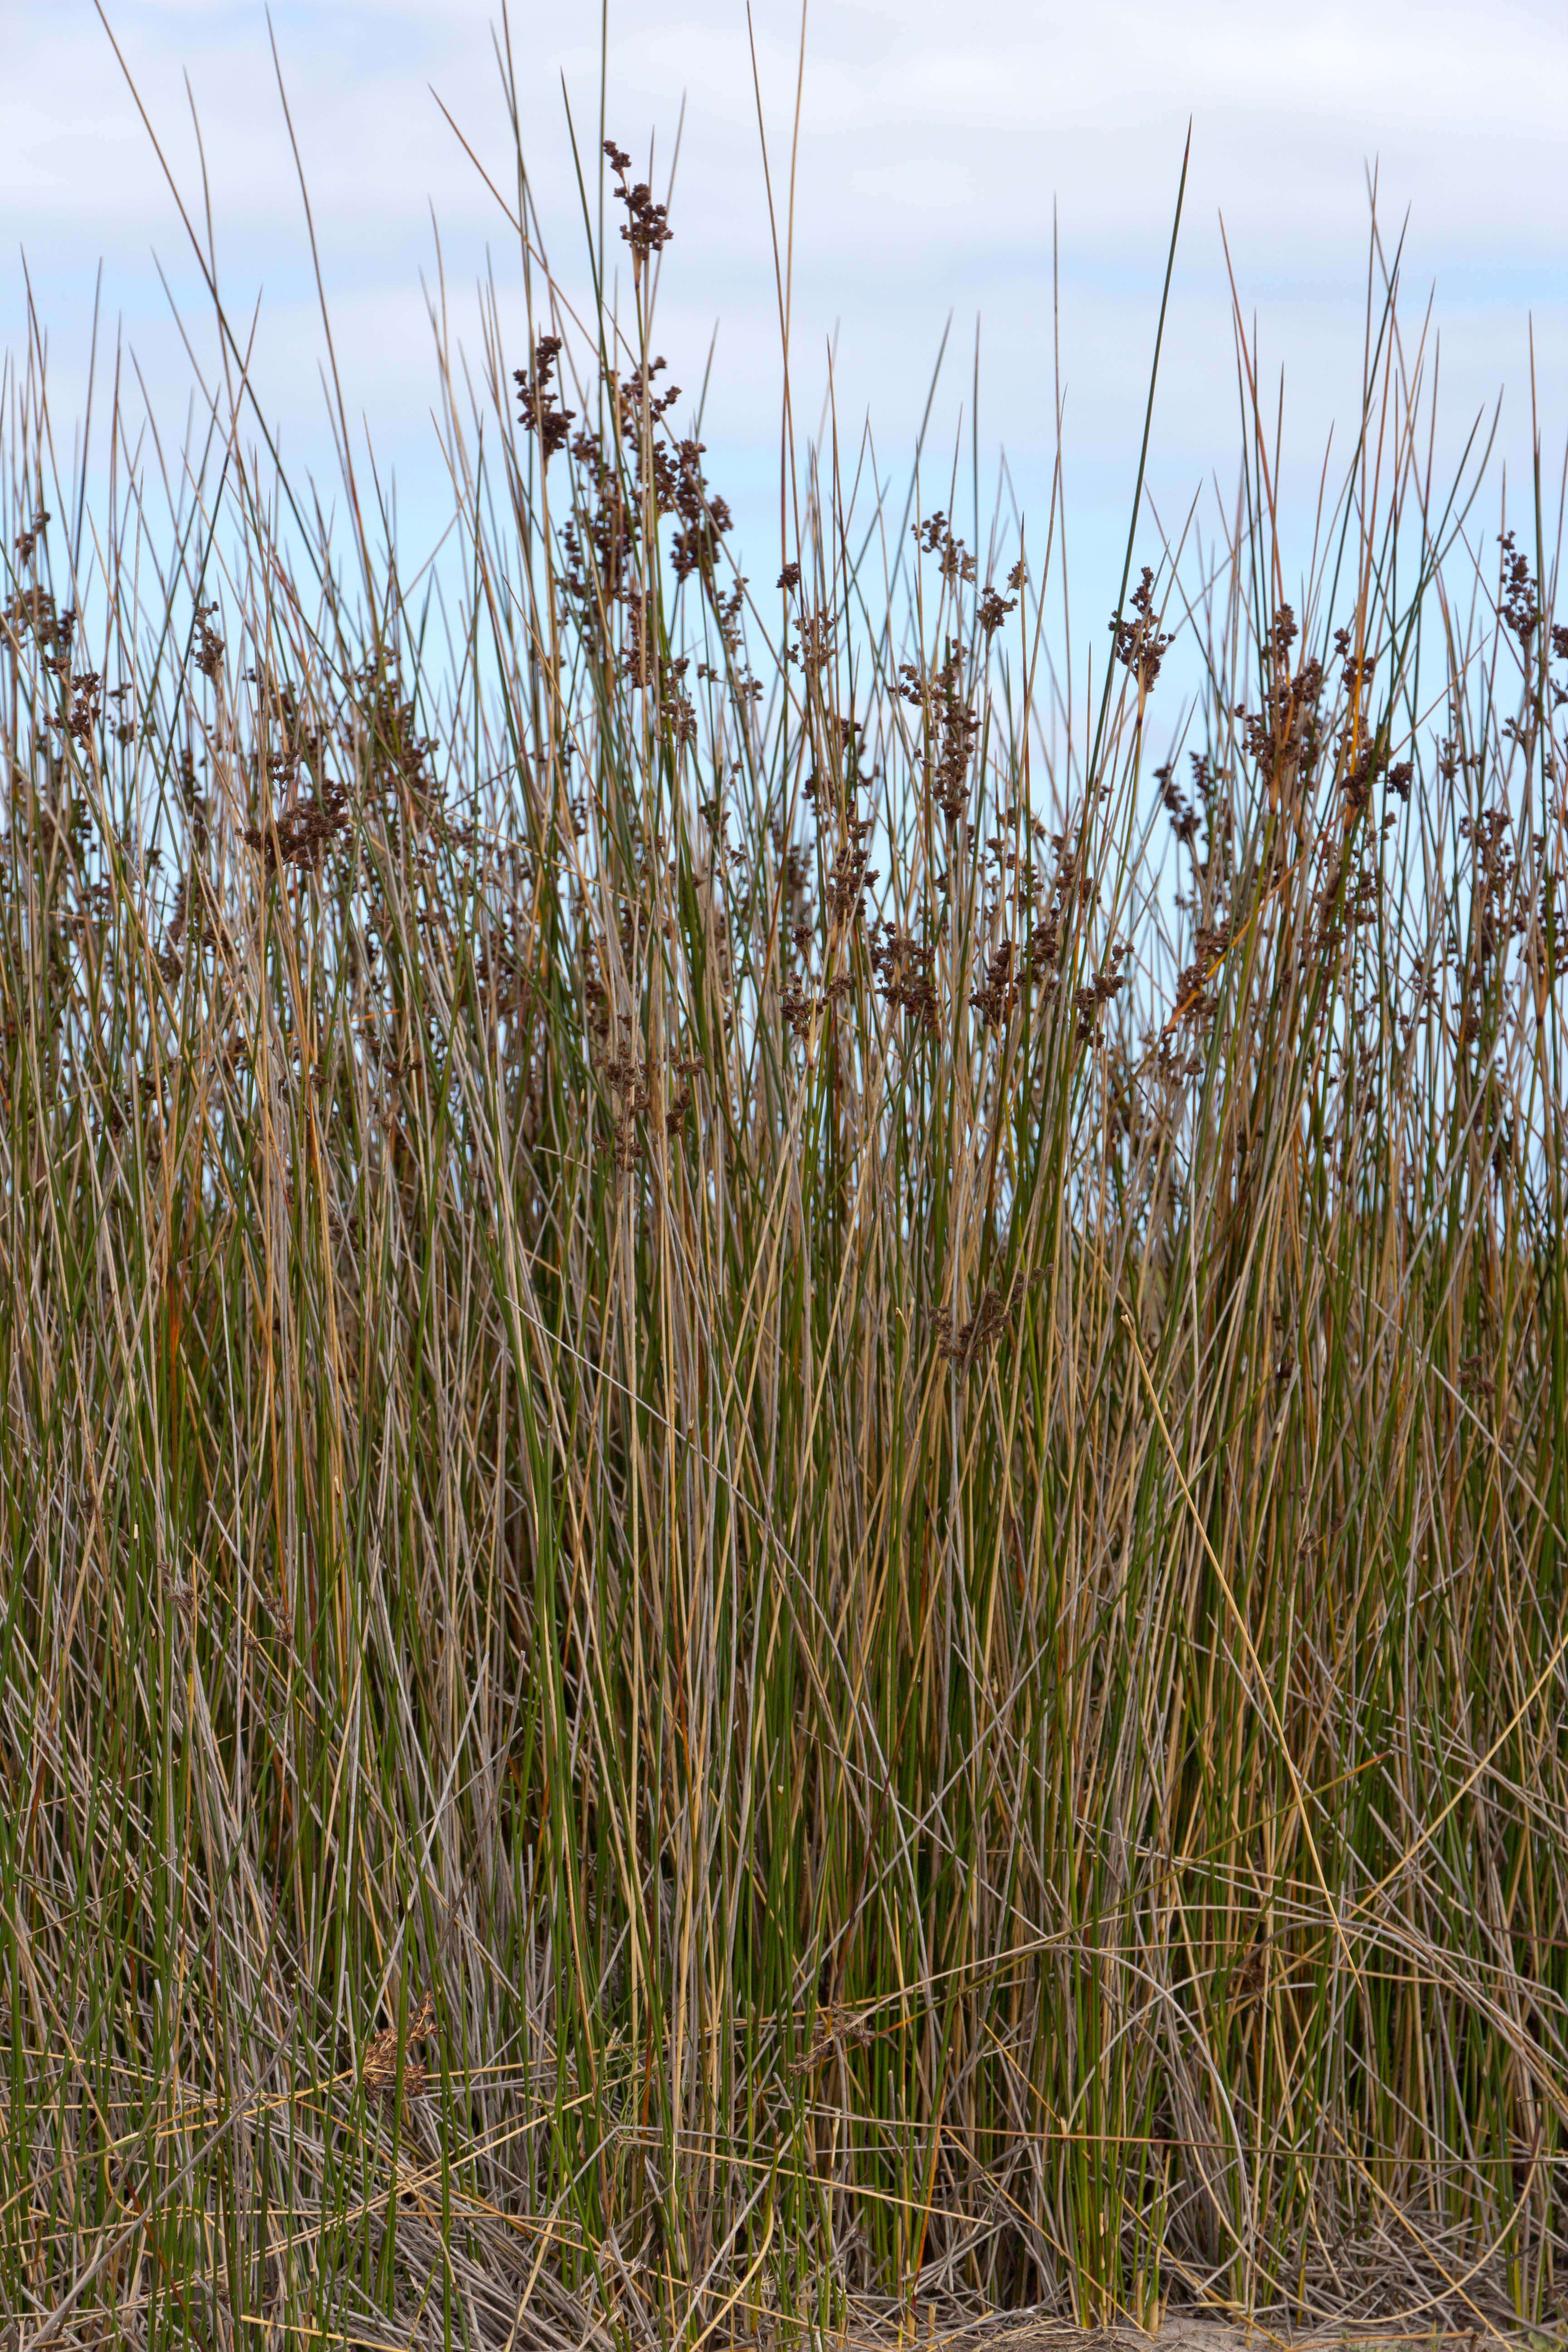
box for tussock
[1,39,1566,2352]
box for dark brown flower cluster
[13,507,48,564]
[543,334,745,724]
[1336,719,1411,819]
[977,560,1026,639]
[1022,833,1094,1000]
[907,518,1021,635]
[602,1030,652,1173]
[55,667,102,747]
[914,512,975,589]
[971,938,1018,1029]
[935,1282,1013,1372]
[825,805,876,929]
[1498,529,1539,652]
[620,585,655,691]
[872,921,939,1034]
[781,978,827,1040]
[786,608,835,680]
[1154,755,1202,849]
[604,139,673,284]
[1236,605,1325,811]
[802,715,862,820]
[2,581,78,681]
[931,641,980,825]
[1305,840,1383,962]
[1458,806,1531,982]
[655,435,731,584]
[237,662,440,882]
[1110,567,1172,694]
[514,333,574,462]
[351,661,442,819]
[664,1056,703,1138]
[243,781,349,876]
[193,600,225,683]
[1074,950,1129,1042]
[1173,920,1231,1025]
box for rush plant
[1,25,1566,2351]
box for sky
[5,0,1568,653]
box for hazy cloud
[5,0,1565,610]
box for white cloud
[3,0,1563,622]
[848,158,980,215]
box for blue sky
[6,0,1568,640]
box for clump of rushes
[1,42,1567,2352]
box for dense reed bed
[2,74,1567,2352]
